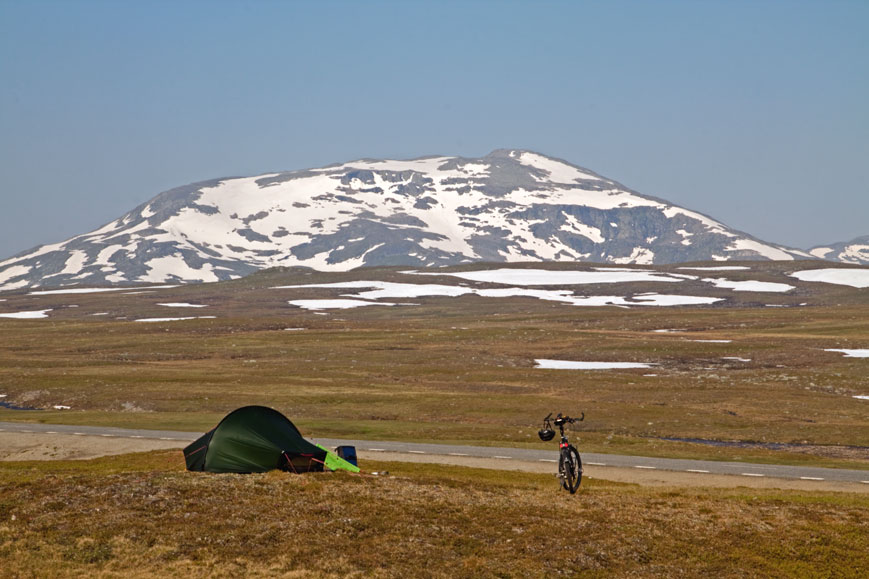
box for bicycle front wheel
[559,445,582,494]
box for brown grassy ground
[1,263,867,466]
[1,450,867,578]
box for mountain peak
[485,148,527,158]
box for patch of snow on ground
[158,303,208,308]
[413,268,683,286]
[535,359,655,370]
[630,294,721,306]
[561,294,719,307]
[824,349,869,358]
[475,288,576,302]
[703,278,794,293]
[558,296,632,307]
[275,281,473,299]
[276,281,720,307]
[134,316,216,322]
[0,309,52,319]
[692,339,733,343]
[288,299,396,310]
[350,283,472,300]
[790,268,869,288]
[677,266,750,271]
[723,357,751,362]
[476,288,716,307]
[29,286,179,295]
[854,395,869,400]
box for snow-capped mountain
[0,150,814,291]
[809,236,869,265]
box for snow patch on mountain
[809,247,834,259]
[810,236,869,265]
[610,247,655,265]
[726,239,809,261]
[515,151,602,182]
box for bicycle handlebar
[543,412,585,426]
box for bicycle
[538,412,584,493]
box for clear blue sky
[1,0,866,257]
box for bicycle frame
[558,421,570,450]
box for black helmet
[538,428,555,441]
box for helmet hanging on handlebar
[538,428,556,441]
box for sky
[1,0,867,258]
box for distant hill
[810,235,869,265]
[0,149,815,291]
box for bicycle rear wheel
[559,446,582,493]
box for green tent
[183,406,328,473]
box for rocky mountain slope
[810,236,869,265]
[0,149,815,291]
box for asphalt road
[2,421,867,485]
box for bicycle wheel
[559,446,582,493]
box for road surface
[2,421,867,490]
